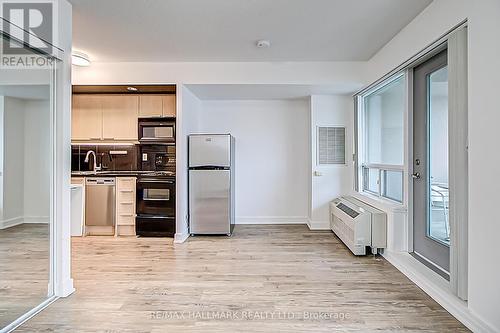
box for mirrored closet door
[0,30,58,330]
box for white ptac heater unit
[330,196,387,255]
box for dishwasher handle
[86,178,115,185]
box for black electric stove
[136,145,176,237]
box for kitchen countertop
[71,171,175,177]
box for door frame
[406,69,415,253]
[406,43,448,255]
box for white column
[53,0,74,297]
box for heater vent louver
[330,197,387,255]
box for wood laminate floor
[17,225,468,332]
[0,224,51,328]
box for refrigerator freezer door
[189,135,231,168]
[189,169,230,234]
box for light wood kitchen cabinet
[139,95,163,117]
[138,94,176,118]
[72,92,176,141]
[115,177,136,236]
[101,95,139,141]
[72,95,102,140]
[72,94,139,141]
[162,95,176,117]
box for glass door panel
[428,66,450,245]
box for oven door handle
[138,180,174,184]
[136,215,175,219]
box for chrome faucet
[84,150,101,172]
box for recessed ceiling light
[127,87,138,92]
[256,40,271,48]
[72,51,91,66]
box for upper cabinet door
[162,95,176,117]
[139,95,163,118]
[72,94,102,140]
[101,95,139,141]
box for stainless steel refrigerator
[189,134,235,235]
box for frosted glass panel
[364,76,405,165]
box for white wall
[2,97,25,223]
[73,61,365,86]
[466,1,500,330]
[24,100,50,221]
[309,95,353,228]
[198,99,310,224]
[175,86,202,241]
[0,98,50,228]
[0,96,3,221]
[363,0,500,331]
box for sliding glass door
[0,32,58,330]
[412,50,450,279]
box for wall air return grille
[318,126,346,165]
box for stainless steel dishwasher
[85,178,115,235]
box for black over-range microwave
[138,119,176,143]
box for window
[357,74,405,203]
[317,126,345,165]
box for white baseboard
[382,250,497,333]
[174,232,190,244]
[236,216,308,224]
[23,216,50,224]
[307,219,330,230]
[0,216,50,230]
[0,216,24,229]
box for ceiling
[69,0,432,62]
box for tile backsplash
[71,144,138,171]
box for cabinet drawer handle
[120,202,134,205]
[103,137,115,140]
[90,137,101,140]
[120,190,134,193]
[120,214,134,217]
